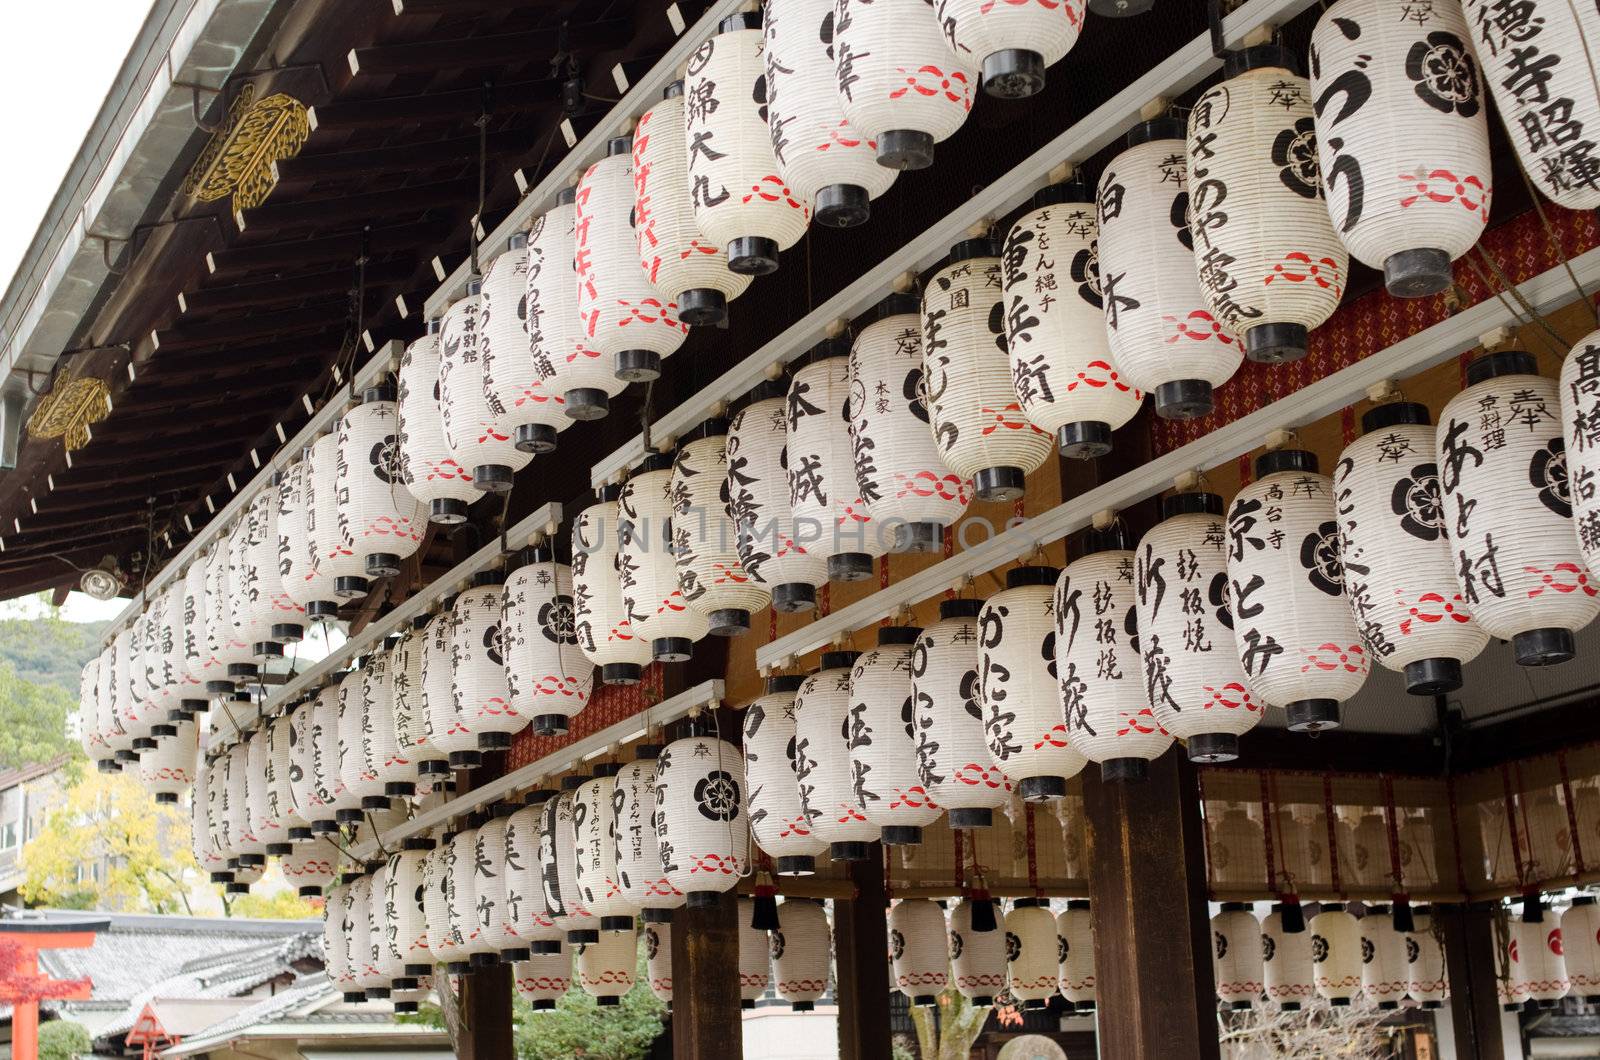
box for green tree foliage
[0,607,106,697]
[38,1018,92,1060]
[226,888,319,920]
[0,662,80,772]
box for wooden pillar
[1438,902,1505,1060]
[833,848,893,1060]
[456,962,514,1060]
[1082,751,1220,1060]
[671,888,743,1060]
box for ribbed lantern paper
[222,509,273,672]
[245,725,287,855]
[620,454,709,662]
[1186,49,1347,364]
[744,675,828,875]
[515,943,572,1010]
[288,697,331,832]
[984,565,1090,798]
[475,806,518,958]
[1098,121,1240,420]
[633,86,750,324]
[1135,493,1258,762]
[337,663,387,820]
[1406,906,1450,1007]
[481,236,568,455]
[423,835,458,970]
[368,860,408,991]
[452,573,518,758]
[935,0,1086,98]
[80,658,110,770]
[1360,906,1409,1009]
[167,574,206,718]
[796,651,879,861]
[182,558,223,698]
[848,297,971,554]
[268,704,308,836]
[325,880,358,998]
[1562,332,1600,577]
[207,537,257,689]
[350,873,389,998]
[1334,403,1488,694]
[573,772,636,932]
[338,387,425,581]
[832,0,978,170]
[890,899,949,1004]
[1440,352,1599,664]
[1463,0,1600,210]
[227,740,268,870]
[772,899,831,1010]
[1514,916,1570,1005]
[504,547,593,738]
[573,488,652,685]
[672,420,772,635]
[1059,539,1173,778]
[1005,901,1058,1007]
[646,921,673,1005]
[575,141,688,384]
[140,717,196,803]
[394,618,447,781]
[1002,182,1142,459]
[1212,903,1263,1009]
[193,762,228,883]
[763,0,896,227]
[914,599,1011,829]
[312,427,372,605]
[923,239,1052,503]
[849,627,939,845]
[1309,0,1492,296]
[654,735,749,906]
[422,609,477,771]
[398,326,477,523]
[315,681,359,830]
[283,836,340,897]
[141,592,179,732]
[949,899,1006,1005]
[738,896,772,1007]
[1057,901,1096,1010]
[284,437,343,620]
[245,484,302,650]
[613,755,685,920]
[101,636,131,766]
[440,284,533,493]
[1228,450,1371,730]
[448,820,493,971]
[1263,905,1315,1009]
[685,14,810,276]
[540,788,597,942]
[578,929,637,1005]
[505,798,564,956]
[727,383,828,612]
[1561,898,1600,1002]
[1310,907,1362,1004]
[527,194,621,421]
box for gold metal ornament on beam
[26,369,110,451]
[183,84,310,211]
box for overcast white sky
[0,1,155,290]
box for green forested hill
[0,616,106,697]
[0,614,104,770]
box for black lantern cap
[1224,44,1301,78]
[1254,448,1319,478]
[1466,349,1538,385]
[1160,492,1224,519]
[938,598,984,620]
[764,674,806,694]
[1361,401,1431,433]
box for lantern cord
[1513,160,1599,327]
[470,81,493,280]
[1470,246,1569,355]
[1205,0,1229,62]
[350,226,370,403]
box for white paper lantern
[315,681,359,830]
[572,770,637,933]
[634,87,751,323]
[181,558,222,698]
[577,929,636,1005]
[795,651,880,860]
[620,454,711,662]
[654,734,749,907]
[890,898,949,1004]
[672,419,773,635]
[685,14,811,276]
[282,835,340,897]
[1310,906,1362,1004]
[80,657,110,770]
[285,436,345,620]
[1263,905,1315,1010]
[1186,49,1348,364]
[1334,403,1489,694]
[645,921,673,1005]
[115,617,153,756]
[1463,0,1600,210]
[1098,120,1242,420]
[338,386,425,586]
[193,760,228,883]
[325,879,359,998]
[849,626,939,845]
[423,833,462,972]
[369,858,411,990]
[763,0,896,227]
[572,489,654,685]
[1213,903,1264,1009]
[504,796,565,957]
[1406,906,1449,1008]
[352,872,392,997]
[503,546,593,738]
[934,0,1085,97]
[540,786,598,942]
[222,503,278,668]
[515,943,573,1010]
[913,599,1012,828]
[1561,331,1600,578]
[474,805,518,958]
[772,898,831,1009]
[481,235,568,455]
[168,574,207,719]
[738,895,773,1006]
[833,0,978,169]
[226,740,268,870]
[140,718,196,804]
[288,695,331,833]
[272,459,326,631]
[398,326,478,523]
[923,240,1053,502]
[788,340,889,581]
[613,755,686,921]
[949,899,1006,1004]
[1005,901,1058,1008]
[527,193,623,422]
[576,140,688,384]
[245,724,288,855]
[392,618,448,782]
[453,572,519,759]
[100,637,131,767]
[1513,915,1570,1005]
[421,606,476,769]
[1359,905,1410,1009]
[1057,900,1096,1010]
[313,424,375,606]
[440,283,533,494]
[1135,493,1260,762]
[1228,449,1371,730]
[236,488,298,656]
[1309,0,1492,296]
[337,663,388,823]
[447,818,496,971]
[208,537,258,691]
[1560,898,1600,1003]
[1440,351,1600,664]
[727,384,830,611]
[744,675,829,875]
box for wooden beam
[392,0,559,13]
[309,78,564,130]
[234,179,478,235]
[455,959,514,1059]
[177,260,415,316]
[1224,727,1445,777]
[1439,903,1506,1060]
[833,854,892,1060]
[207,221,453,277]
[272,131,529,184]
[151,306,347,353]
[66,439,245,472]
[345,22,631,78]
[670,889,741,1060]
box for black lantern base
[596,997,621,1007]
[417,759,452,777]
[364,986,392,999]
[1280,1002,1301,1011]
[653,637,693,663]
[970,995,995,1007]
[881,826,923,846]
[1515,626,1576,666]
[445,962,473,976]
[209,871,234,884]
[567,929,600,945]
[1024,999,1048,1011]
[742,1000,756,1010]
[677,287,728,326]
[1423,1000,1444,1010]
[307,599,341,620]
[831,841,871,862]
[336,576,370,598]
[311,818,338,835]
[564,388,610,420]
[727,235,780,276]
[405,963,433,977]
[601,916,635,932]
[289,826,313,842]
[264,842,291,857]
[1244,322,1308,364]
[641,907,674,924]
[1017,775,1065,802]
[97,759,121,773]
[252,641,283,659]
[394,1001,420,1014]
[470,953,500,970]
[343,991,368,1003]
[500,948,531,963]
[473,464,515,493]
[896,521,944,554]
[685,891,722,909]
[204,680,235,695]
[708,608,751,637]
[227,662,259,680]
[336,808,365,825]
[1102,757,1149,782]
[155,792,179,805]
[530,1000,556,1011]
[392,977,419,991]
[1285,698,1342,732]
[877,129,935,170]
[1384,247,1452,298]
[1058,420,1112,460]
[615,348,662,382]
[1089,0,1154,12]
[601,662,643,685]
[151,724,177,738]
[772,582,817,613]
[1154,378,1214,420]
[1405,656,1464,695]
[226,882,252,895]
[115,749,139,764]
[815,183,871,228]
[299,885,325,897]
[516,423,558,454]
[385,781,416,798]
[1187,731,1240,764]
[947,807,993,829]
[792,1001,816,1012]
[1378,1000,1399,1011]
[982,49,1046,98]
[828,553,874,582]
[132,737,158,751]
[478,731,512,752]
[533,714,570,737]
[1230,1000,1253,1011]
[430,497,469,525]
[913,994,938,1006]
[448,750,482,770]
[973,465,1026,503]
[271,622,305,643]
[530,942,561,956]
[361,796,392,812]
[776,855,816,876]
[366,552,403,578]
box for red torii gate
[0,917,107,1060]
